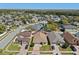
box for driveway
[51,44,61,55]
[31,44,41,55]
[73,45,79,55]
[17,43,28,55]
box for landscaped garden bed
[58,46,72,51]
[40,45,52,51]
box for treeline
[0,9,79,16]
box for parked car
[70,46,77,51]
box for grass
[0,51,18,55]
[7,43,21,51]
[62,53,74,55]
[40,52,52,54]
[59,46,72,51]
[40,45,52,51]
[28,47,33,51]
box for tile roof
[33,32,47,44]
[17,31,31,43]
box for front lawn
[7,43,21,51]
[0,51,18,55]
[28,47,33,51]
[59,46,72,51]
[40,52,53,54]
[40,45,52,51]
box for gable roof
[47,31,65,44]
[33,32,47,44]
[61,24,76,29]
[17,31,31,43]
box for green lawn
[7,43,21,51]
[40,45,52,51]
[59,46,72,51]
[40,52,53,54]
[28,47,33,51]
[62,53,74,55]
[0,51,18,55]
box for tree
[74,16,79,22]
[47,21,58,31]
[59,19,69,24]
[62,43,69,48]
[0,24,6,34]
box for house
[31,16,38,23]
[33,32,47,45]
[16,31,32,45]
[60,24,77,32]
[75,32,79,38]
[52,15,61,22]
[47,31,65,45]
[73,22,79,27]
[32,23,43,31]
[63,32,79,45]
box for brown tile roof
[33,32,47,44]
[17,31,31,43]
[63,32,79,45]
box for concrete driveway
[51,44,61,55]
[32,44,41,55]
[73,45,79,55]
[18,43,28,55]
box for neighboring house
[60,24,77,32]
[73,22,79,27]
[47,31,65,45]
[32,23,43,31]
[63,32,79,45]
[16,31,32,45]
[33,32,47,45]
[75,32,79,38]
[52,15,61,22]
[32,16,38,23]
[14,20,23,26]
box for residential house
[63,32,79,45]
[60,24,77,33]
[75,32,79,38]
[51,15,61,22]
[33,32,47,45]
[31,16,38,23]
[32,23,43,31]
[47,31,65,45]
[16,31,32,45]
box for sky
[0,3,79,9]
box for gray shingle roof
[47,31,65,44]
